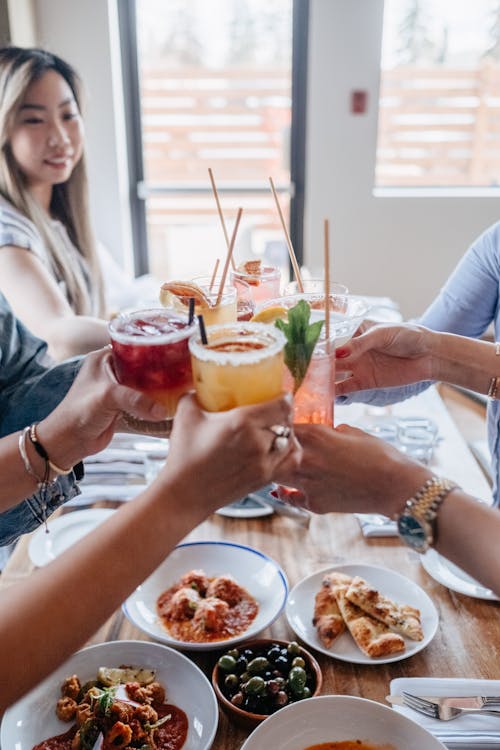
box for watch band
[398,476,459,551]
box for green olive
[218,654,237,672]
[247,657,270,674]
[301,686,312,699]
[226,648,239,660]
[288,666,307,695]
[287,641,301,656]
[291,656,306,669]
[224,674,239,691]
[244,676,266,695]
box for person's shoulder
[0,195,44,253]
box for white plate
[123,540,288,651]
[0,639,218,750]
[216,493,274,518]
[240,695,445,750]
[286,563,439,665]
[421,549,499,601]
[28,508,115,566]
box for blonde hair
[0,46,105,316]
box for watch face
[397,514,428,553]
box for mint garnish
[275,299,324,393]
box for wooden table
[2,388,498,748]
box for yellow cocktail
[188,322,285,411]
[160,277,237,326]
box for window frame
[117,0,309,276]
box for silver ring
[269,424,291,452]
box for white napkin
[65,484,144,506]
[355,514,398,537]
[390,677,500,748]
[84,462,145,476]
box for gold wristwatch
[396,477,459,553]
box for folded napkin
[390,677,500,748]
[84,448,145,464]
[83,462,146,476]
[66,484,144,506]
[355,513,398,537]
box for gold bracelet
[488,376,500,399]
[18,427,44,484]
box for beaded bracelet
[28,423,72,476]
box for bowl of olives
[212,638,322,729]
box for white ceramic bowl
[123,541,288,650]
[1,639,218,750]
[239,694,446,749]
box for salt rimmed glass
[188,322,286,412]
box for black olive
[235,656,248,674]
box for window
[376,0,500,188]
[119,0,307,281]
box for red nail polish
[336,348,350,358]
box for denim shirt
[0,293,82,545]
[338,221,500,505]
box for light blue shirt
[0,292,82,544]
[338,221,500,504]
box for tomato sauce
[32,703,188,750]
[157,579,258,643]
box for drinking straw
[188,297,195,325]
[216,207,243,306]
[208,167,236,269]
[209,258,220,292]
[269,176,304,292]
[197,314,208,345]
[324,219,330,344]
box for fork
[402,691,500,721]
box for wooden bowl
[212,637,322,730]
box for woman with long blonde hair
[0,46,109,360]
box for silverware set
[387,692,500,721]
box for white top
[0,194,98,314]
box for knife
[387,695,500,708]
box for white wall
[306,0,500,317]
[30,0,133,272]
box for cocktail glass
[161,276,237,326]
[109,308,197,435]
[231,263,282,316]
[285,279,349,296]
[188,322,285,412]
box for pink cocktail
[231,261,281,320]
[109,308,196,434]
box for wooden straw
[208,167,236,269]
[216,207,243,306]
[209,258,220,291]
[269,176,304,292]
[324,219,330,343]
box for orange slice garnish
[159,281,212,308]
[238,259,262,276]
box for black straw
[188,297,195,325]
[197,314,208,344]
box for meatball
[164,586,201,620]
[192,596,229,632]
[206,574,245,606]
[179,568,209,595]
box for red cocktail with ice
[109,308,196,434]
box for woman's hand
[163,393,302,517]
[280,423,431,517]
[37,347,167,469]
[335,323,435,397]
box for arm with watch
[287,423,500,597]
